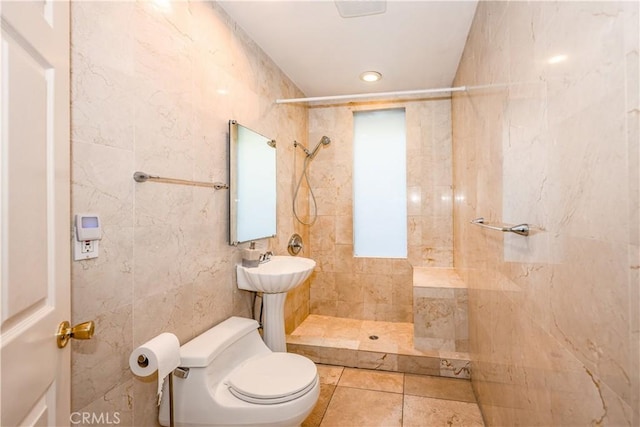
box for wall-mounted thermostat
[74,214,102,261]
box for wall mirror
[229,120,277,245]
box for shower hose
[292,145,320,226]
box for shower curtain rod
[275,85,467,104]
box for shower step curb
[286,340,471,379]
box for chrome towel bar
[470,217,530,236]
[133,171,228,190]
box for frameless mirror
[229,120,277,245]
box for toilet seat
[226,353,318,405]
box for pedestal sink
[237,256,316,352]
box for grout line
[317,367,344,427]
[401,372,406,426]
[335,366,345,384]
[316,384,337,426]
[403,393,479,404]
[338,385,406,395]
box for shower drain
[368,335,379,340]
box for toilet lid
[226,353,317,404]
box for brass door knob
[56,320,95,348]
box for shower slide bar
[133,171,228,190]
[275,85,467,104]
[470,217,530,236]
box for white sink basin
[237,256,316,294]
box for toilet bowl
[158,316,320,427]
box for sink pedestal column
[236,256,316,352]
[262,292,287,352]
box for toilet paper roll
[129,333,180,405]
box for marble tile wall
[70,2,310,425]
[307,100,453,322]
[452,2,639,425]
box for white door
[1,1,71,426]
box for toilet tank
[180,317,260,368]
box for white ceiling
[218,1,478,98]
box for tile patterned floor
[303,365,484,427]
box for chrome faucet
[259,251,273,264]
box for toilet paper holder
[137,354,189,379]
[137,355,149,368]
[136,354,190,427]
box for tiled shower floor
[286,315,471,379]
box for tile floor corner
[303,365,484,427]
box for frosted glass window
[353,109,407,258]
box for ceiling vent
[334,0,387,18]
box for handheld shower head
[294,136,331,158]
[308,136,331,158]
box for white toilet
[158,316,320,427]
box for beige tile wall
[70,2,310,425]
[307,100,454,322]
[452,2,639,425]
[413,268,468,352]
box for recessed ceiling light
[335,1,386,18]
[547,54,568,64]
[360,71,382,82]
[152,0,172,13]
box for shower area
[284,98,467,377]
